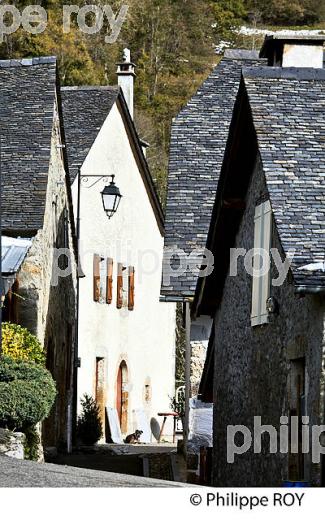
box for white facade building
[61,52,176,441]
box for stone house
[61,50,176,441]
[161,49,264,459]
[1,57,78,451]
[195,42,325,485]
[163,34,325,481]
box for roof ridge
[0,56,56,68]
[243,66,325,81]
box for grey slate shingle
[243,67,325,287]
[0,58,57,233]
[61,86,119,182]
[162,54,263,297]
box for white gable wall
[282,43,323,68]
[72,102,176,440]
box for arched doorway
[116,361,128,433]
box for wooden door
[288,357,305,481]
[95,357,105,436]
[116,361,128,434]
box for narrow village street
[0,455,190,488]
[0,0,325,505]
[50,444,188,483]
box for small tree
[77,394,102,446]
[2,323,45,365]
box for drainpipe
[72,168,82,447]
[184,301,191,448]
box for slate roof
[162,52,263,298]
[243,67,325,288]
[0,57,57,233]
[61,86,119,182]
[1,236,33,296]
[2,236,33,274]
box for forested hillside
[1,0,324,203]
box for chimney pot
[117,48,136,119]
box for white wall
[73,102,176,441]
[282,44,323,68]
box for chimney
[117,48,136,119]
[260,35,325,68]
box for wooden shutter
[128,266,135,311]
[106,258,113,304]
[251,200,272,326]
[93,254,100,302]
[117,263,123,309]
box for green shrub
[2,322,45,365]
[0,356,56,430]
[77,394,102,446]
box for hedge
[0,357,57,430]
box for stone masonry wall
[190,341,208,397]
[16,95,77,449]
[212,154,325,486]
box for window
[93,254,101,302]
[93,255,108,303]
[251,200,272,327]
[116,264,135,310]
[106,258,113,304]
[99,259,106,303]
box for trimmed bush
[2,322,45,365]
[0,356,56,430]
[77,394,102,445]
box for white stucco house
[61,51,176,441]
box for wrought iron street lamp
[77,168,122,241]
[101,175,122,219]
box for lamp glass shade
[101,181,122,218]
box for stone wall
[190,342,208,397]
[0,429,25,459]
[212,154,325,486]
[190,316,213,397]
[15,94,77,450]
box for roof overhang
[1,236,33,296]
